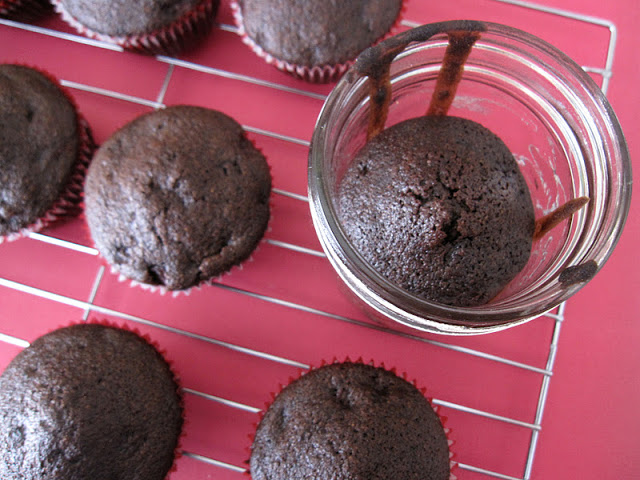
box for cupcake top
[237,0,403,67]
[84,105,271,291]
[0,323,183,480]
[0,64,79,237]
[57,0,204,37]
[337,115,535,306]
[250,362,451,480]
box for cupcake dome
[53,0,219,55]
[0,64,82,238]
[234,0,403,80]
[337,115,535,307]
[250,361,451,480]
[84,105,271,291]
[0,323,183,480]
[58,0,202,37]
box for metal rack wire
[0,2,617,479]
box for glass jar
[308,21,632,335]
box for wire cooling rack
[0,1,617,479]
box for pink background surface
[1,1,638,479]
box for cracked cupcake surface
[84,105,271,291]
[250,362,451,480]
[337,115,535,306]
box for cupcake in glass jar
[308,20,632,334]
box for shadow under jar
[308,20,632,335]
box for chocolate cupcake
[335,22,591,309]
[84,105,271,292]
[338,115,535,307]
[250,361,452,480]
[232,0,404,82]
[0,64,93,242]
[0,323,183,480]
[52,0,219,55]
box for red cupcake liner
[62,318,186,480]
[231,0,408,83]
[248,356,457,479]
[83,130,273,296]
[0,0,52,21]
[51,0,219,56]
[0,65,97,245]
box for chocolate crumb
[559,260,598,286]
